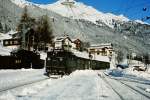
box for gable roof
[54,36,73,42]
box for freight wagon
[0,50,44,69]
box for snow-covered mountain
[11,0,35,7]
[11,0,130,28]
[1,0,150,55]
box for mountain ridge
[11,0,131,28]
[0,0,150,55]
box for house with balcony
[88,43,114,57]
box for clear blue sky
[29,0,150,23]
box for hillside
[0,0,149,55]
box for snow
[0,70,120,100]
[135,20,149,25]
[0,69,46,91]
[39,0,129,28]
[0,31,18,56]
[11,0,150,28]
[145,88,150,93]
[0,33,12,40]
[0,69,150,100]
[72,49,110,62]
[10,0,35,8]
[105,64,150,82]
[10,0,129,28]
[0,91,16,100]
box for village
[0,0,150,100]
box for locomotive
[45,49,110,76]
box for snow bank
[105,66,150,82]
[0,91,16,100]
[124,67,150,80]
[70,70,96,77]
[0,69,46,91]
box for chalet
[72,38,82,50]
[54,36,73,50]
[88,43,114,57]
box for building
[54,36,82,51]
[54,36,73,50]
[88,43,114,57]
[72,39,82,50]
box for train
[45,49,110,76]
[0,49,44,69]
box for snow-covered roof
[72,50,110,62]
[0,33,12,40]
[89,43,113,49]
[54,36,72,42]
[0,31,18,56]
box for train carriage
[46,49,110,76]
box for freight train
[45,49,110,76]
[0,49,44,69]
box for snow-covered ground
[105,65,150,80]
[0,69,47,91]
[0,69,149,100]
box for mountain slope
[11,0,129,28]
[0,0,150,55]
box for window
[5,41,9,45]
[14,41,18,44]
[10,41,13,45]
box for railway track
[0,77,52,93]
[98,73,125,100]
[110,76,150,85]
[101,73,150,100]
[116,79,150,99]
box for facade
[72,39,82,50]
[88,43,114,57]
[54,36,73,50]
[54,36,82,51]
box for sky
[29,0,150,23]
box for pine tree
[17,6,36,49]
[36,15,54,46]
[17,6,35,34]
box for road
[0,69,149,100]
